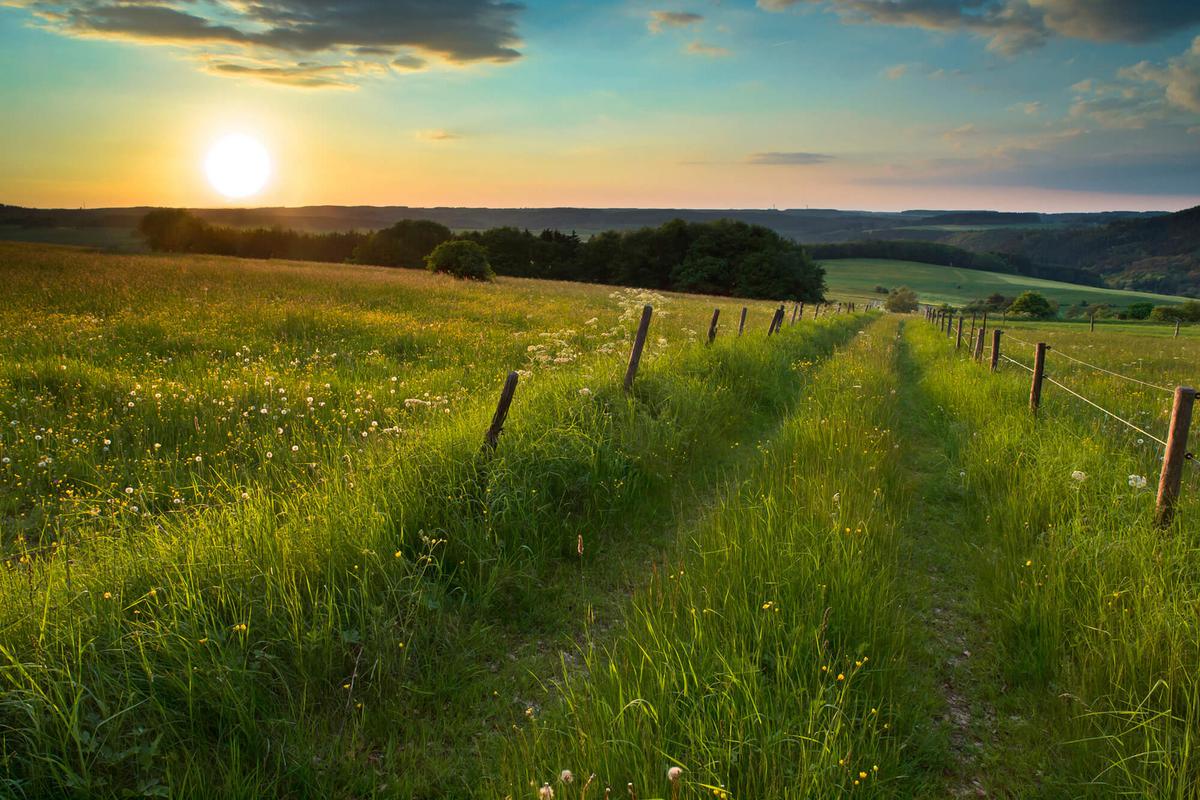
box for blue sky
[1,0,1198,211]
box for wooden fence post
[738,306,747,336]
[981,312,988,336]
[990,329,1002,372]
[1029,343,1047,416]
[707,308,720,345]
[768,305,784,336]
[798,301,805,320]
[623,304,653,392]
[791,304,798,324]
[483,371,519,450]
[973,329,985,362]
[1089,312,1095,333]
[837,302,843,314]
[947,314,955,339]
[1155,386,1197,528]
[969,313,976,344]
[956,316,964,349]
[1175,320,1181,339]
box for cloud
[648,10,703,33]
[756,0,1200,54]
[747,151,834,165]
[391,54,428,71]
[201,60,363,89]
[9,0,524,87]
[882,63,908,80]
[416,129,462,141]
[685,40,731,57]
[1011,101,1043,115]
[1029,0,1200,43]
[1118,35,1200,114]
[1070,36,1200,128]
[942,123,979,144]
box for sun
[205,134,271,199]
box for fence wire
[1041,375,1169,448]
[995,331,1178,394]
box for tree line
[138,210,826,301]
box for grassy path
[893,323,1052,798]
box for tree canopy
[1006,291,1055,319]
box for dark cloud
[757,0,1200,53]
[1032,0,1200,43]
[747,151,834,164]
[12,0,523,87]
[648,10,704,33]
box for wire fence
[926,308,1199,522]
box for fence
[925,310,1196,527]
[480,298,875,452]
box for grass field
[2,242,1200,798]
[822,257,1184,309]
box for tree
[138,209,211,252]
[884,286,919,313]
[425,240,494,280]
[1007,291,1055,319]
[1151,300,1200,322]
[353,219,453,268]
[1122,302,1154,320]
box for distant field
[0,224,145,252]
[821,257,1183,308]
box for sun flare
[205,134,271,199]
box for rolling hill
[821,258,1181,309]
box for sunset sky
[2,1,1199,212]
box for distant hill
[932,205,1200,296]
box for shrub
[884,286,919,313]
[1150,301,1200,322]
[425,240,494,280]
[873,285,889,294]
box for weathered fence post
[707,308,720,345]
[1175,320,1181,339]
[990,329,1002,372]
[791,304,798,324]
[837,302,843,314]
[973,329,985,362]
[1155,386,1197,528]
[738,306,747,336]
[768,305,784,336]
[798,301,805,320]
[947,314,955,339]
[981,312,988,336]
[956,316,964,350]
[1089,312,1095,333]
[623,304,653,392]
[483,371,519,450]
[1029,343,1047,416]
[969,313,976,344]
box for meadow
[821,257,1183,309]
[2,242,1199,799]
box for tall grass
[907,320,1200,796]
[494,319,937,798]
[0,243,867,797]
